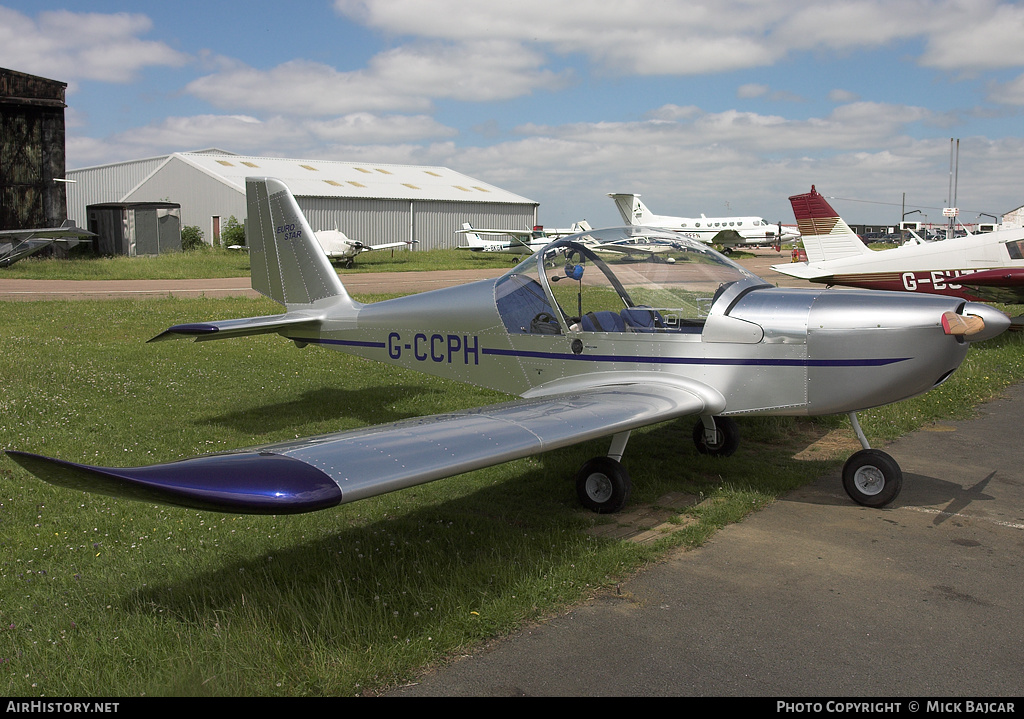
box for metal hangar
[66,150,539,251]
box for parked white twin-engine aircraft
[6,178,1009,517]
[773,186,1024,305]
[457,221,592,255]
[609,193,800,250]
[315,228,416,268]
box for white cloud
[918,1,1024,70]
[0,7,188,83]
[67,113,458,167]
[335,0,1024,76]
[989,73,1024,105]
[829,89,861,103]
[738,84,769,99]
[186,41,571,115]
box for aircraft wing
[709,229,745,247]
[6,382,717,515]
[363,240,418,252]
[0,224,96,267]
[456,227,535,238]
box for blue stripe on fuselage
[305,336,908,368]
[481,347,908,367]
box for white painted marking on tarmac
[899,504,1024,530]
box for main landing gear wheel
[692,417,739,457]
[842,449,903,508]
[576,457,631,513]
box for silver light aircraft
[6,178,1010,515]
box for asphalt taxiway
[389,382,1024,696]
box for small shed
[86,202,182,256]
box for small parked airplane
[772,186,1024,305]
[609,193,800,250]
[0,221,95,268]
[457,221,592,255]
[315,228,416,268]
[6,178,1009,516]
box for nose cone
[959,303,1011,342]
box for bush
[181,225,205,251]
[222,216,245,247]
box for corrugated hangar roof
[175,151,535,205]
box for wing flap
[6,383,713,514]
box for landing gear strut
[842,412,903,507]
[575,431,632,513]
[692,416,739,457]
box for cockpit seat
[620,306,665,331]
[580,311,626,332]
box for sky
[2,0,1023,228]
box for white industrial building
[1004,204,1024,229]
[66,149,538,251]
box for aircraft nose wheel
[575,456,631,513]
[842,449,903,507]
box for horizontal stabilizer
[148,313,321,342]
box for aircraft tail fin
[608,194,653,226]
[789,185,871,263]
[459,222,486,249]
[246,177,352,307]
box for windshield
[494,227,763,334]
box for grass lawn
[0,247,516,280]
[1,294,1022,697]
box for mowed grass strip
[0,246,514,280]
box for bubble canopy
[494,226,767,335]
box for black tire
[842,449,903,507]
[575,457,631,513]
[692,417,739,457]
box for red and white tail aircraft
[772,186,1024,305]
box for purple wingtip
[6,450,342,515]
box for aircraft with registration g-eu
[5,178,1010,516]
[772,186,1024,305]
[609,193,801,250]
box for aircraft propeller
[941,311,986,337]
